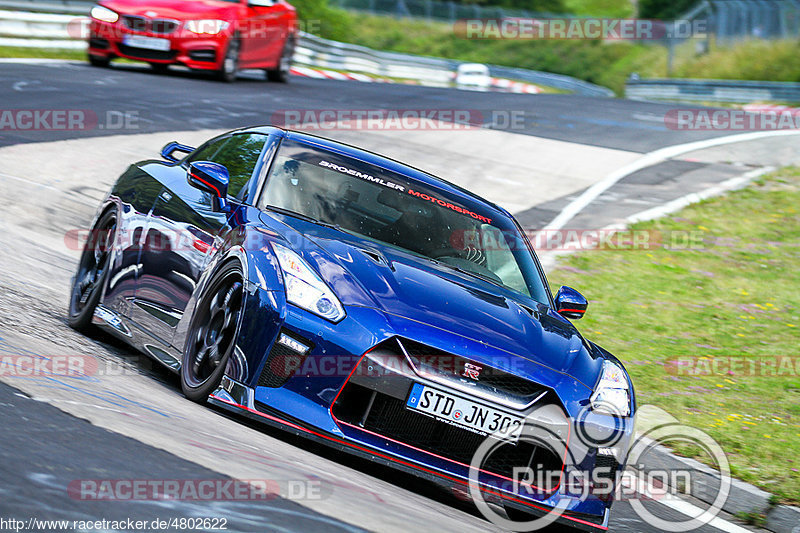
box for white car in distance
[455,63,491,90]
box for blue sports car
[69,126,635,531]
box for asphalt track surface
[1,60,726,152]
[0,61,769,533]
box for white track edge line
[628,472,755,533]
[545,129,800,231]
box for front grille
[334,383,563,487]
[122,15,147,32]
[117,45,176,61]
[150,19,178,34]
[398,338,546,402]
[257,332,312,388]
[121,16,177,34]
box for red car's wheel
[150,62,169,74]
[216,37,240,83]
[88,54,110,68]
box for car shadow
[92,61,270,83]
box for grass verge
[548,167,800,503]
[0,46,84,60]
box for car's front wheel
[68,208,117,331]
[181,262,244,402]
[149,62,169,74]
[216,38,240,82]
[88,54,110,68]
[265,36,293,83]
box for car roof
[239,125,512,219]
[458,63,489,72]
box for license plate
[123,34,170,52]
[406,383,523,442]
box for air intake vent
[257,331,313,388]
[333,382,563,488]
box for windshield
[259,139,549,303]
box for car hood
[263,215,603,391]
[100,0,239,19]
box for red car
[87,0,297,82]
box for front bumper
[209,291,631,531]
[88,20,225,70]
[210,375,612,532]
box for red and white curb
[290,65,542,94]
[290,66,386,82]
[490,77,541,94]
[742,103,800,115]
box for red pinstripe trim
[190,172,222,197]
[211,384,605,531]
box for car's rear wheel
[216,37,239,82]
[265,36,293,83]
[181,262,244,402]
[67,208,117,331]
[88,54,110,68]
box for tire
[88,54,110,68]
[149,62,169,74]
[67,209,117,331]
[181,262,244,402]
[216,37,240,83]
[265,36,293,83]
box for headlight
[590,360,631,417]
[185,20,229,35]
[90,5,119,23]
[272,243,345,323]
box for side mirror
[161,141,195,163]
[188,161,230,212]
[555,286,588,320]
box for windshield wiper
[431,259,505,289]
[265,205,341,231]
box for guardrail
[297,32,614,96]
[0,0,89,14]
[625,77,800,104]
[0,3,614,96]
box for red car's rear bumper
[88,20,226,71]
